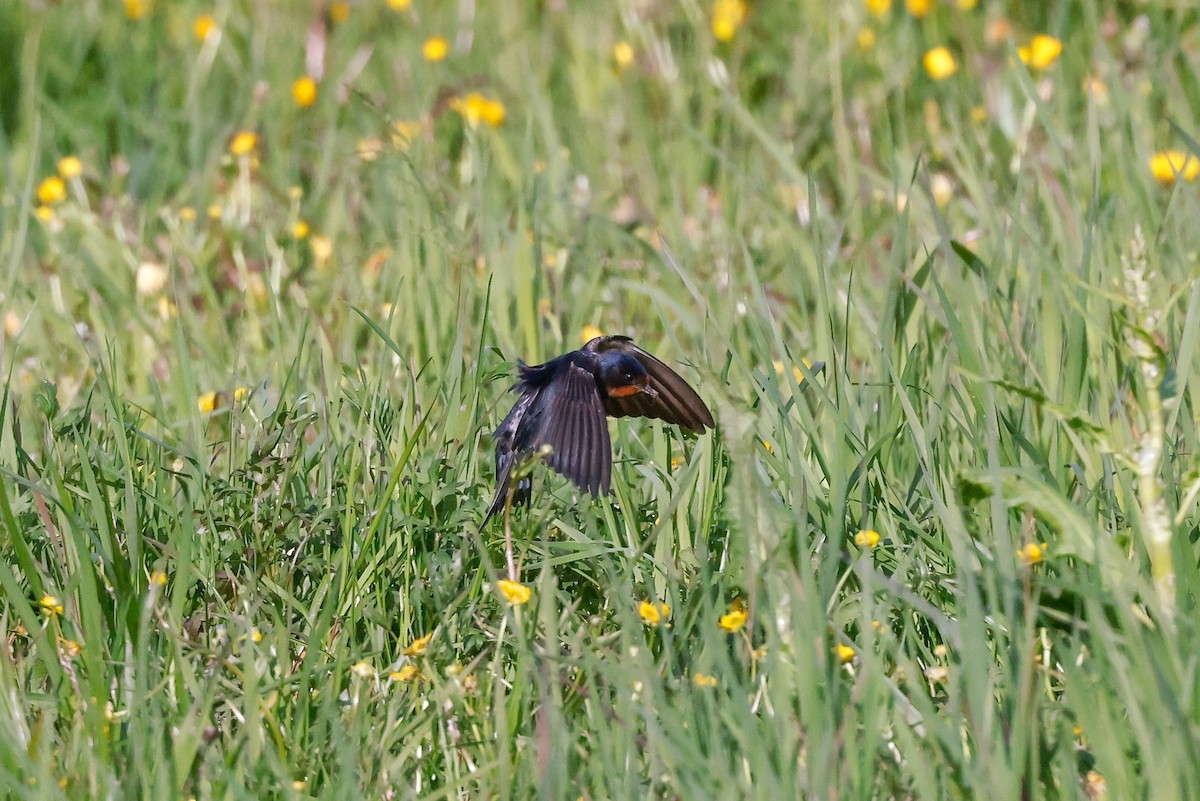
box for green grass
[2,0,1200,798]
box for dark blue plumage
[483,335,713,525]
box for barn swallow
[484,335,714,525]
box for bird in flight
[484,335,714,525]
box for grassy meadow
[3,0,1200,797]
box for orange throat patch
[607,384,644,398]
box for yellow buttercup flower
[229,131,258,156]
[292,77,318,107]
[905,0,931,18]
[124,0,148,20]
[1017,541,1048,565]
[292,220,310,239]
[834,643,856,663]
[930,172,953,207]
[329,2,350,23]
[392,120,421,149]
[422,36,449,62]
[350,660,374,679]
[581,325,603,343]
[1018,34,1063,70]
[193,14,217,42]
[692,673,718,687]
[390,664,419,682]
[1149,150,1199,184]
[865,0,891,18]
[39,595,65,617]
[388,0,412,9]
[197,392,225,413]
[310,235,333,264]
[57,156,82,180]
[711,0,747,42]
[451,93,506,128]
[497,579,531,605]
[857,28,876,51]
[37,176,67,205]
[854,529,881,549]
[613,41,634,71]
[923,46,958,80]
[404,633,433,656]
[718,604,747,632]
[638,600,670,626]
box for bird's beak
[639,384,659,397]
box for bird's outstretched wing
[591,337,714,431]
[530,362,613,496]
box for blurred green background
[1,1,1199,798]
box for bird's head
[597,352,658,399]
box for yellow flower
[930,172,953,207]
[497,579,532,605]
[970,105,988,123]
[773,358,820,384]
[59,638,82,659]
[392,120,421,149]
[197,392,224,413]
[1149,150,1199,184]
[957,0,977,8]
[581,325,603,343]
[57,156,82,180]
[857,28,876,50]
[356,137,384,162]
[923,47,958,80]
[388,0,412,8]
[229,131,258,156]
[292,76,318,107]
[422,36,449,62]
[310,234,333,264]
[35,206,54,223]
[905,0,931,18]
[404,633,433,656]
[180,206,197,221]
[193,14,217,42]
[39,595,64,616]
[834,643,856,663]
[207,203,223,220]
[124,0,148,20]
[638,600,670,626]
[711,0,747,42]
[1018,35,1063,70]
[451,93,506,128]
[329,2,350,23]
[1017,541,1047,565]
[234,386,250,401]
[613,41,634,71]
[292,221,310,239]
[854,529,881,549]
[250,629,263,643]
[718,607,747,633]
[390,664,419,682]
[150,571,168,586]
[865,0,891,18]
[37,176,67,205]
[350,660,374,678]
[692,673,718,687]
